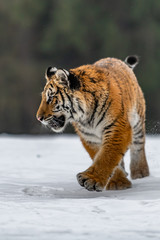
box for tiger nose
[37,115,44,122]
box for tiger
[36,56,149,192]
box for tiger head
[36,66,81,132]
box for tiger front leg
[77,124,132,192]
[77,147,123,192]
[77,163,108,192]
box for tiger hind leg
[130,118,149,179]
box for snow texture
[0,135,160,240]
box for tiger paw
[77,171,105,192]
[106,168,132,190]
[131,167,149,179]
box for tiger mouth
[47,115,66,131]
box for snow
[0,134,160,240]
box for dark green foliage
[0,0,160,133]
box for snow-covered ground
[0,135,160,240]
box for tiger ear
[55,69,70,88]
[45,67,57,81]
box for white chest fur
[77,123,102,145]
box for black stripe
[77,101,84,113]
[96,100,112,127]
[103,130,112,135]
[59,91,65,108]
[110,142,123,147]
[134,133,144,140]
[103,114,120,132]
[135,147,144,152]
[133,140,144,145]
[63,89,76,114]
[79,129,97,137]
[134,128,143,136]
[90,77,96,83]
[87,141,99,145]
[88,99,98,125]
[69,111,74,119]
[133,121,141,130]
[98,94,109,116]
[98,80,110,116]
[82,89,98,124]
[83,89,96,96]
[56,87,59,95]
[64,89,71,102]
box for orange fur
[37,57,149,191]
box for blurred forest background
[0,0,160,134]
